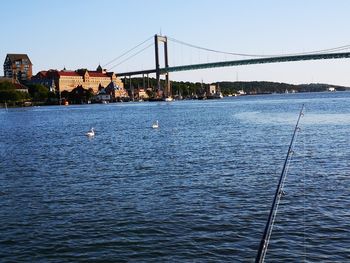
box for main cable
[108,42,154,71]
[168,36,350,58]
[103,35,153,68]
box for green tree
[0,81,29,103]
[28,84,50,102]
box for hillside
[216,81,350,95]
[124,77,349,96]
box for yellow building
[135,88,149,100]
[32,65,125,95]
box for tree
[27,84,50,102]
[67,86,94,104]
[0,81,29,103]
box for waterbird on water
[86,128,95,137]
[152,120,159,129]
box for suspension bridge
[103,34,350,97]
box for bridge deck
[117,52,350,77]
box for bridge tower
[154,34,170,97]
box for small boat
[152,120,159,129]
[86,128,95,137]
[213,92,223,99]
[164,97,173,102]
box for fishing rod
[255,104,304,263]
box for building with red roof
[31,65,126,96]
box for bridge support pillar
[147,73,150,89]
[154,34,171,98]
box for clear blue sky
[2,0,350,86]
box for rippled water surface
[1,92,349,262]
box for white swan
[86,128,95,137]
[152,120,159,129]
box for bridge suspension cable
[168,36,350,58]
[108,42,154,71]
[113,34,350,76]
[103,35,154,68]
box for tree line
[0,81,30,105]
[123,77,349,96]
[0,81,56,106]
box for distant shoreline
[1,90,347,109]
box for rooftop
[6,54,32,64]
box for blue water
[0,92,349,262]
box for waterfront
[0,92,349,262]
